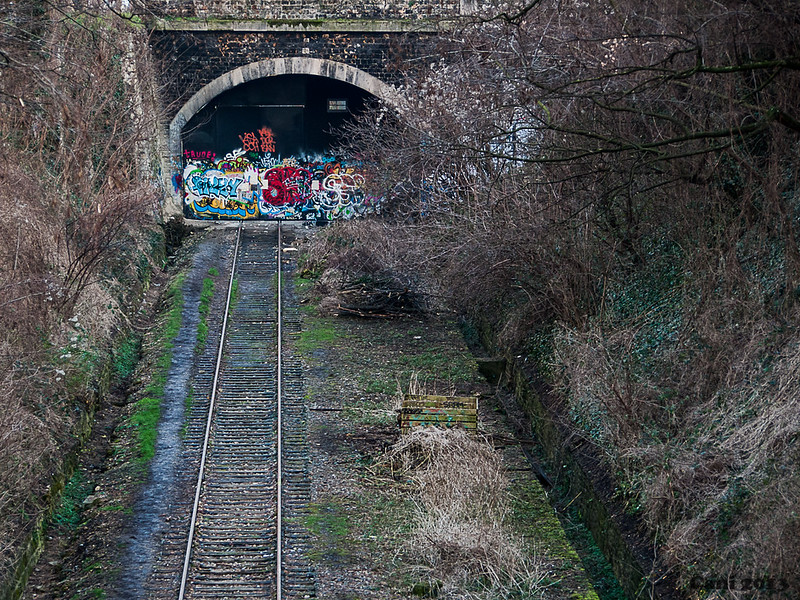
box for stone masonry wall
[147,0,461,20]
[150,29,435,110]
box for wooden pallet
[398,394,478,432]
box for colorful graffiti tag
[239,127,276,154]
[182,150,382,221]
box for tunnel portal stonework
[147,0,467,218]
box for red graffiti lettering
[238,128,276,154]
[183,150,216,160]
[262,166,312,206]
[239,131,260,153]
[258,127,276,153]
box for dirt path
[115,229,236,600]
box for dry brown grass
[0,3,163,585]
[300,220,430,316]
[382,427,547,598]
[550,300,800,591]
[0,161,70,574]
[663,329,800,582]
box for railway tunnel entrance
[173,60,391,222]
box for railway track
[167,222,314,600]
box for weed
[363,376,398,395]
[113,333,141,383]
[294,276,315,299]
[99,504,131,514]
[381,428,555,596]
[306,502,353,562]
[64,348,101,394]
[129,270,186,463]
[131,397,160,463]
[196,276,214,351]
[297,320,337,354]
[343,402,396,426]
[307,503,351,538]
[527,325,556,380]
[229,279,239,316]
[362,494,416,543]
[52,470,92,529]
[83,561,104,573]
[397,349,477,382]
[512,476,620,600]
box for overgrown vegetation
[0,0,163,584]
[113,333,142,384]
[317,0,800,593]
[295,291,596,598]
[299,220,427,317]
[131,273,185,464]
[51,470,92,530]
[379,427,567,599]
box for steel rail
[177,223,243,600]
[276,220,283,600]
[173,222,302,600]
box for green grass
[196,275,215,351]
[363,375,398,395]
[131,397,160,463]
[306,502,353,562]
[306,494,416,565]
[297,320,338,354]
[52,470,92,529]
[229,279,238,317]
[360,493,415,546]
[130,271,186,463]
[293,275,315,299]
[181,389,195,438]
[343,404,395,426]
[113,332,141,382]
[397,349,478,381]
[505,478,605,599]
[99,504,132,514]
[399,350,478,381]
[307,503,351,538]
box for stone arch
[168,57,396,163]
[164,57,396,215]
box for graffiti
[183,164,260,220]
[184,150,216,161]
[182,151,383,221]
[239,127,276,154]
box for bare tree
[0,0,162,583]
[338,0,800,590]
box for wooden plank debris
[398,394,478,433]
